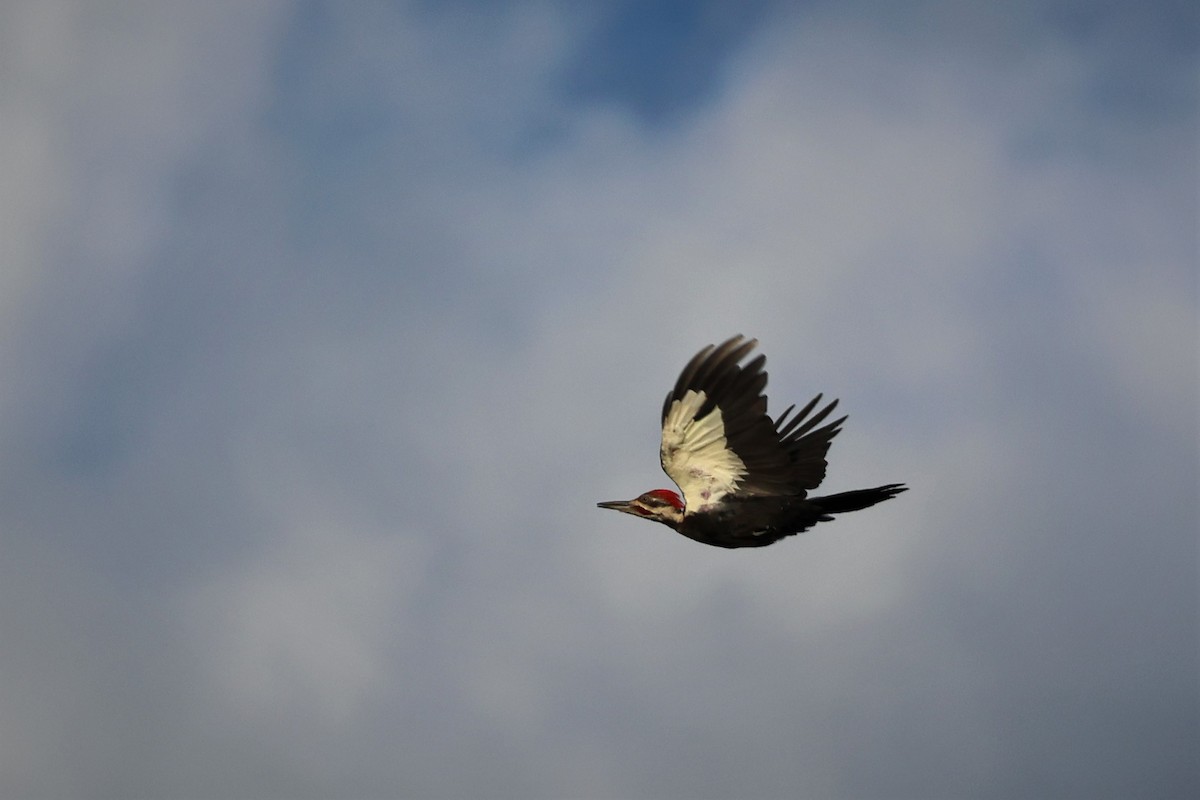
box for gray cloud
[1,1,1195,798]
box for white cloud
[1,0,1195,797]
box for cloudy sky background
[2,1,1196,797]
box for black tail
[812,484,907,519]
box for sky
[1,1,1196,798]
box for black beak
[597,499,634,513]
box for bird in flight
[597,335,906,548]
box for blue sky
[1,1,1197,797]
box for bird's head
[597,489,685,529]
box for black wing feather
[662,335,843,499]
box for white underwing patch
[661,390,747,513]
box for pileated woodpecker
[598,335,907,548]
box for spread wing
[660,335,845,514]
